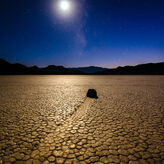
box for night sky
[0,0,164,67]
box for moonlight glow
[54,0,75,18]
[59,0,71,13]
[60,1,70,11]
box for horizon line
[0,57,164,69]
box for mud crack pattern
[0,75,164,164]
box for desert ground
[0,75,164,164]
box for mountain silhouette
[0,58,83,75]
[0,58,163,75]
[70,66,108,74]
[95,62,164,75]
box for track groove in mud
[57,98,94,127]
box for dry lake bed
[0,75,164,164]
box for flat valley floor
[0,75,164,164]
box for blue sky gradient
[0,0,164,67]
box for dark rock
[87,89,98,99]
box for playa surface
[0,75,164,164]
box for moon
[60,0,71,12]
[52,0,75,19]
[58,0,72,13]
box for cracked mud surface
[0,75,164,164]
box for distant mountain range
[0,58,164,75]
[70,66,108,74]
[0,58,83,75]
[95,62,164,75]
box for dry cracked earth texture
[0,75,164,164]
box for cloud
[73,0,87,54]
[76,30,87,49]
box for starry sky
[0,0,164,67]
